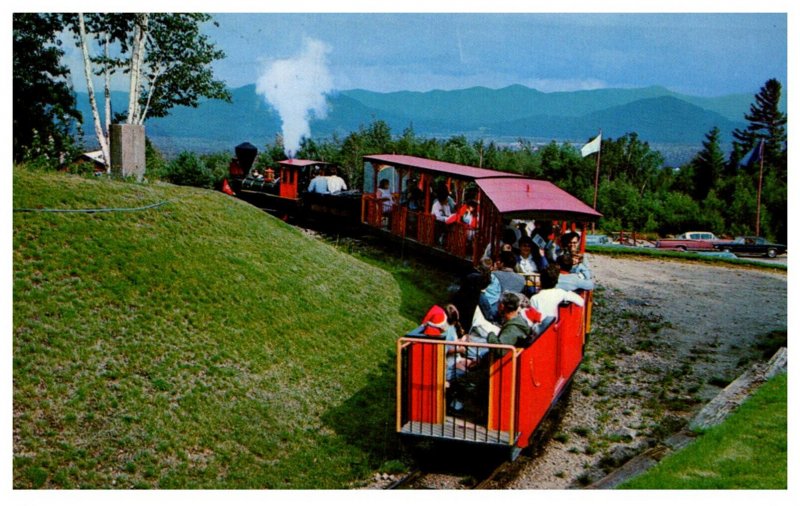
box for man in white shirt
[326,167,347,193]
[531,264,585,320]
[431,193,453,222]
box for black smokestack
[235,142,258,171]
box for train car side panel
[487,352,517,434]
[557,302,585,389]
[515,323,560,448]
[407,342,446,424]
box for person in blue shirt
[555,253,594,292]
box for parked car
[655,231,722,252]
[713,236,787,258]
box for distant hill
[74,84,759,164]
[486,96,747,144]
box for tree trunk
[103,32,111,144]
[127,14,148,124]
[78,13,110,168]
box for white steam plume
[256,38,333,157]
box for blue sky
[201,11,787,97]
[55,6,789,98]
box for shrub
[161,151,214,188]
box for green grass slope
[12,168,418,489]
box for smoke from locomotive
[256,38,334,156]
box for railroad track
[385,460,524,490]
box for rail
[396,296,591,454]
[361,195,477,261]
[396,337,522,447]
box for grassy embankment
[620,372,787,489]
[12,167,449,489]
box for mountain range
[75,84,767,166]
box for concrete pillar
[110,124,146,181]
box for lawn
[619,372,787,489]
[12,167,450,488]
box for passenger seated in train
[431,190,454,222]
[481,228,519,265]
[530,263,585,320]
[307,167,330,193]
[493,250,526,295]
[326,166,348,194]
[477,259,502,322]
[531,222,559,263]
[462,296,540,363]
[456,199,479,242]
[451,261,492,331]
[486,292,537,351]
[515,236,548,296]
[402,184,424,212]
[555,252,595,292]
[560,231,592,279]
[419,304,472,383]
[376,178,394,215]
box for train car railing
[396,336,522,447]
[396,300,587,452]
[361,201,475,261]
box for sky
[203,11,787,98]
[53,3,790,99]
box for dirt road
[507,253,787,489]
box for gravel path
[506,253,787,489]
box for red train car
[369,155,601,459]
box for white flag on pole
[581,133,602,157]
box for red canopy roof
[364,154,516,180]
[476,177,602,221]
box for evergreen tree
[689,127,725,200]
[731,79,787,177]
[730,79,787,242]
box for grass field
[12,167,451,489]
[620,372,787,489]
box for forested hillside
[74,84,761,162]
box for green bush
[160,151,215,188]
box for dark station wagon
[713,236,787,258]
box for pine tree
[730,79,787,242]
[689,127,725,201]
[731,79,787,178]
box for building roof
[476,177,602,221]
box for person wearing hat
[487,292,536,352]
[420,304,473,381]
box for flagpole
[755,140,764,237]
[591,129,602,234]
